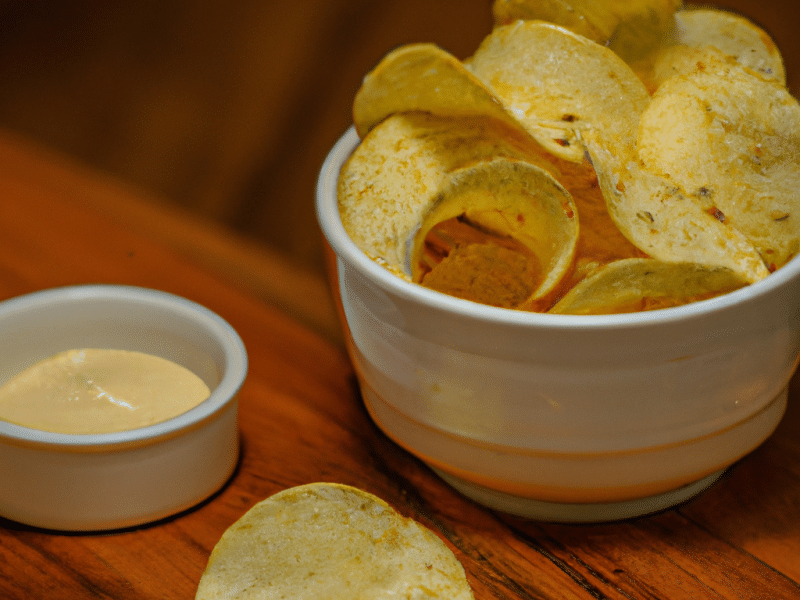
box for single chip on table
[637,8,786,92]
[338,111,559,276]
[195,483,474,600]
[467,20,651,162]
[550,258,748,314]
[411,158,578,307]
[491,0,681,63]
[637,55,800,271]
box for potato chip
[411,158,578,305]
[585,136,770,283]
[353,43,519,138]
[337,1,794,314]
[491,0,681,62]
[550,258,748,314]
[547,155,646,292]
[416,138,644,308]
[637,55,800,271]
[352,42,579,162]
[492,0,616,45]
[338,112,559,275]
[639,8,786,92]
[195,483,474,600]
[605,0,683,63]
[636,45,737,94]
[467,20,650,162]
[419,223,543,309]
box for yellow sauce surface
[0,349,211,434]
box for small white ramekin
[0,285,247,531]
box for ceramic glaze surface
[317,127,800,520]
[0,285,247,531]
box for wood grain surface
[1,129,799,599]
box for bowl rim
[0,284,248,448]
[317,125,800,331]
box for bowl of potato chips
[317,1,800,521]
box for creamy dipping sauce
[0,349,211,434]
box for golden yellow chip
[352,43,521,139]
[585,136,770,283]
[550,258,748,314]
[411,158,578,305]
[492,0,616,44]
[638,8,786,92]
[542,155,647,299]
[352,42,581,162]
[491,0,681,62]
[195,483,474,600]
[468,20,650,162]
[637,55,800,271]
[338,112,558,275]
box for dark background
[0,0,796,278]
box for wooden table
[0,128,799,600]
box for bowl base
[431,467,725,522]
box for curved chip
[491,0,681,62]
[353,43,520,138]
[606,0,683,63]
[352,42,578,161]
[550,258,748,314]
[468,20,651,162]
[648,8,786,91]
[195,483,474,600]
[492,0,616,44]
[338,112,557,276]
[637,55,800,271]
[411,158,578,305]
[585,137,770,283]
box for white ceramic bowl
[317,127,800,522]
[0,285,247,531]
